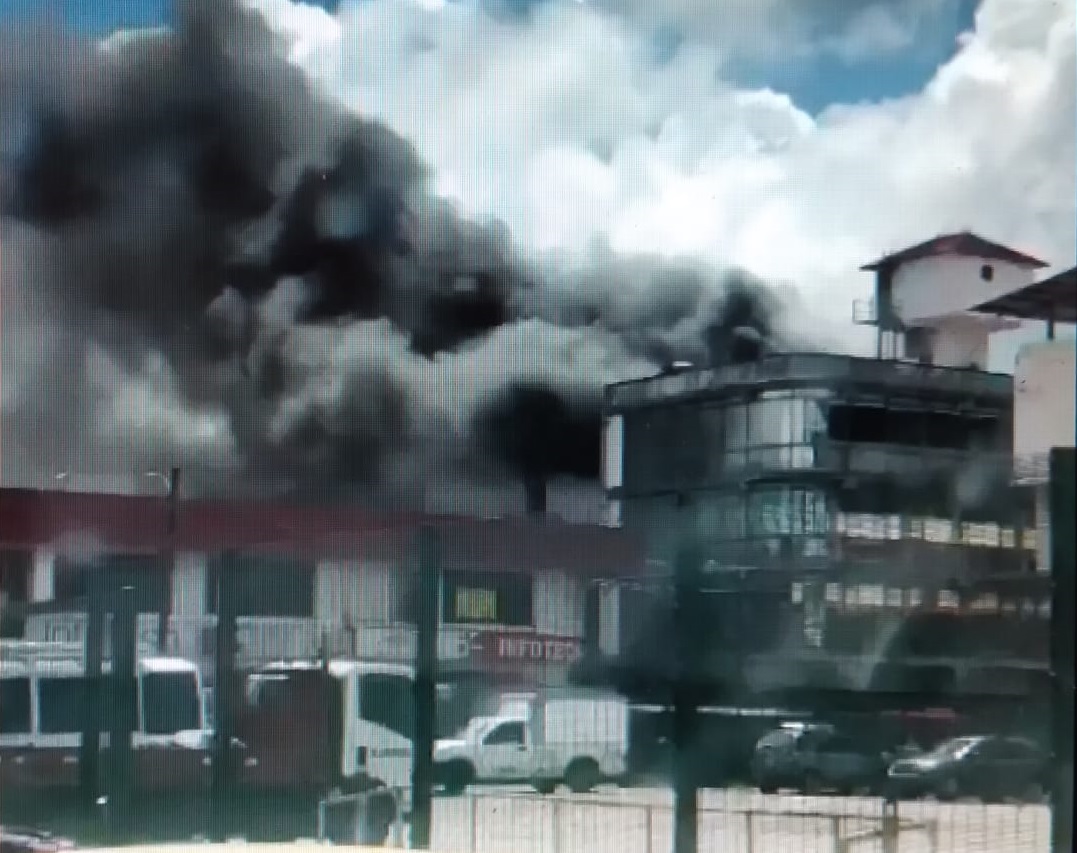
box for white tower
[858,232,1047,368]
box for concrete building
[973,263,1077,574]
[0,488,646,689]
[597,234,1063,699]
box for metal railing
[431,789,1050,853]
[22,613,484,670]
[606,353,1013,410]
[1014,453,1052,485]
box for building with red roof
[0,486,646,685]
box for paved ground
[429,787,1052,853]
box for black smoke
[475,383,603,482]
[0,0,791,507]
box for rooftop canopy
[972,265,1077,324]
[861,231,1048,272]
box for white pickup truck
[433,690,628,795]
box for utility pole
[80,568,105,816]
[211,557,238,843]
[1049,448,1074,853]
[671,543,703,853]
[106,586,138,837]
[409,525,439,849]
[157,467,181,652]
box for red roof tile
[0,488,645,576]
[861,232,1048,272]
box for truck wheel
[442,761,475,796]
[565,759,601,794]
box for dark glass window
[206,555,315,617]
[53,556,169,613]
[442,571,532,626]
[483,721,525,746]
[38,677,85,734]
[0,550,31,602]
[141,672,201,734]
[358,673,415,740]
[0,677,32,734]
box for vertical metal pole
[643,804,653,853]
[211,557,237,843]
[880,798,899,853]
[81,567,104,814]
[157,467,181,652]
[107,585,137,835]
[672,545,702,853]
[1049,448,1074,853]
[410,525,439,849]
[469,794,479,853]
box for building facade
[0,488,646,690]
[597,235,1059,699]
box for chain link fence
[0,506,1069,852]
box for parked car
[751,723,895,796]
[886,735,1050,803]
[0,826,75,853]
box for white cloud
[250,0,1074,354]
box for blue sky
[1,0,979,115]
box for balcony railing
[1013,452,1051,484]
[23,613,486,670]
[852,299,878,325]
[814,438,1012,481]
[606,352,1013,409]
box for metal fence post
[744,811,754,853]
[831,815,843,853]
[410,525,439,850]
[1050,448,1075,853]
[880,798,899,853]
[550,798,561,853]
[469,794,478,853]
[672,544,704,853]
[643,804,653,853]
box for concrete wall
[927,313,993,369]
[1015,339,1077,460]
[171,552,208,617]
[1015,340,1076,573]
[315,559,401,626]
[533,571,584,637]
[892,256,1032,324]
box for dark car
[751,723,896,796]
[887,735,1050,803]
[0,827,75,853]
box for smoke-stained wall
[0,0,797,512]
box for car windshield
[453,717,495,741]
[927,737,981,760]
[142,672,202,735]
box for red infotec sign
[469,631,583,667]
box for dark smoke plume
[0,0,793,513]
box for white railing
[1014,452,1051,485]
[23,612,480,669]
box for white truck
[433,689,628,795]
